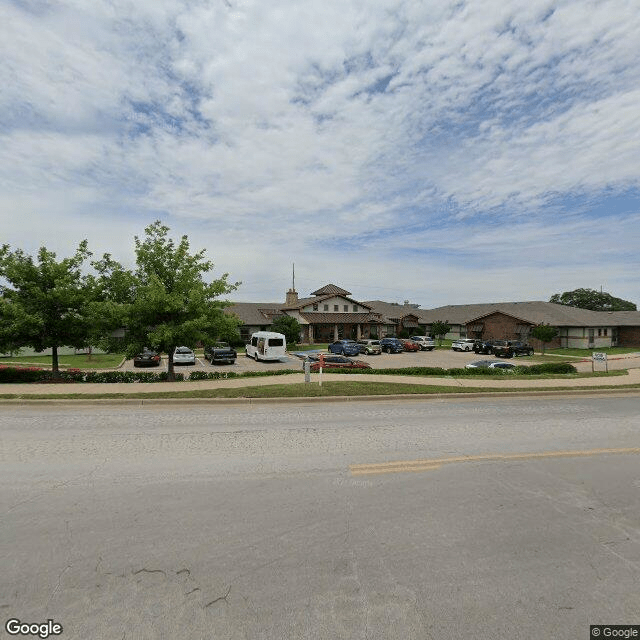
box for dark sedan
[304,354,371,372]
[133,350,161,367]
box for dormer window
[343,305,348,312]
[313,303,318,311]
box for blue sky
[1,0,639,307]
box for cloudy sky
[1,0,639,307]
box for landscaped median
[0,362,639,400]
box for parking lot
[123,347,547,376]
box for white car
[466,360,517,371]
[409,336,435,351]
[173,346,196,365]
[451,338,476,352]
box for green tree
[530,324,559,354]
[125,221,240,381]
[270,315,301,347]
[0,241,97,377]
[549,288,636,311]
[430,320,451,345]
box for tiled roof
[298,312,383,324]
[310,284,352,296]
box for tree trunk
[167,349,175,382]
[52,345,60,379]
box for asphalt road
[1,396,639,639]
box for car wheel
[465,346,470,351]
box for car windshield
[176,347,192,354]
[215,342,229,348]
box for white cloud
[1,0,639,307]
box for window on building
[598,329,602,337]
[343,305,348,312]
[334,305,339,312]
[604,328,608,336]
[353,305,358,312]
[313,303,318,311]
[323,304,328,311]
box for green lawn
[0,353,125,369]
[1,378,639,401]
[544,347,640,357]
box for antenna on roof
[292,263,295,291]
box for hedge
[0,366,185,384]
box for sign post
[592,352,608,372]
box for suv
[451,338,476,352]
[379,337,404,353]
[328,339,360,356]
[204,342,237,365]
[410,336,435,351]
[492,340,534,358]
[473,339,496,354]
[357,339,382,355]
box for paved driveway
[122,348,544,376]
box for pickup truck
[491,340,534,358]
[204,342,237,365]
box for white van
[245,331,287,362]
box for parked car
[379,337,404,353]
[473,339,496,354]
[465,359,518,370]
[204,342,237,365]
[133,350,161,367]
[492,340,534,358]
[303,354,372,372]
[328,339,360,356]
[400,339,420,352]
[410,336,435,351]
[173,346,196,365]
[451,338,476,352]
[357,339,382,355]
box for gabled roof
[415,301,640,327]
[364,300,430,324]
[226,302,283,326]
[310,284,352,296]
[282,294,372,311]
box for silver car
[173,346,196,365]
[357,339,382,355]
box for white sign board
[592,352,608,372]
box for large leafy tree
[550,288,636,311]
[125,221,240,381]
[271,315,301,346]
[0,241,97,377]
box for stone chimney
[285,288,299,306]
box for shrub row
[0,361,578,384]
[0,366,185,383]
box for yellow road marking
[349,447,640,476]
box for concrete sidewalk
[1,368,639,396]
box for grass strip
[1,380,640,401]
